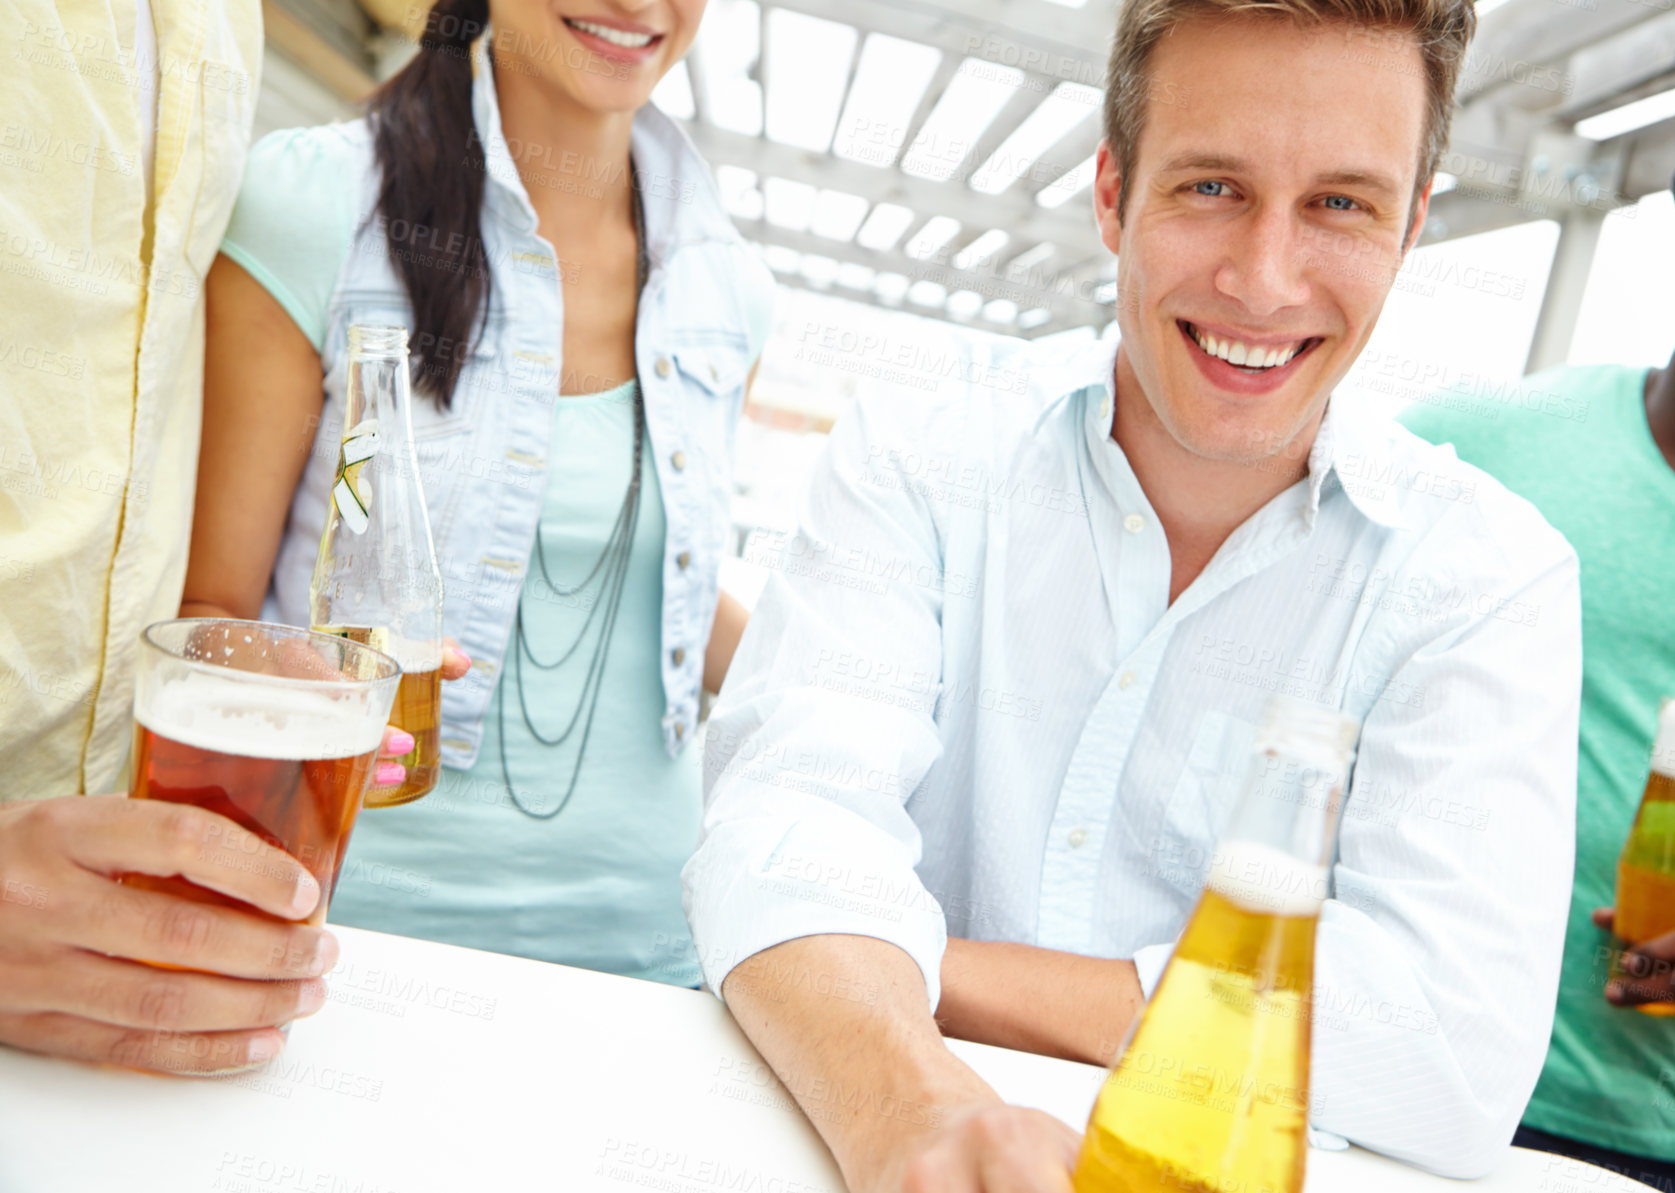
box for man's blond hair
[1104,0,1477,221]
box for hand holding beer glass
[0,622,398,1076]
[125,619,402,929]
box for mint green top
[328,379,705,986]
[219,125,358,353]
[1402,365,1675,1159]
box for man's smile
[1178,320,1323,372]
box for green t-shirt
[1402,365,1675,1159]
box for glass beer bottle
[1074,696,1359,1193]
[309,324,446,809]
[1612,697,1675,1016]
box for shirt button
[671,451,687,472]
[674,721,685,741]
[1118,671,1136,690]
[672,647,686,666]
[1068,827,1088,849]
[656,356,673,379]
[677,551,691,569]
[1123,513,1144,534]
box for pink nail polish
[387,730,416,755]
[376,762,406,786]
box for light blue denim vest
[267,39,773,767]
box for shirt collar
[468,34,742,263]
[1027,332,1409,531]
[1313,401,1411,530]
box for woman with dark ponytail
[180,0,773,987]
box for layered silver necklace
[499,166,650,821]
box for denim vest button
[655,356,673,379]
[677,551,691,569]
[672,647,686,666]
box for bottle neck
[345,353,415,443]
[1210,703,1357,915]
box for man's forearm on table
[936,937,1145,1067]
[720,934,999,1193]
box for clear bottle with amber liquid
[1612,697,1675,1016]
[309,324,446,809]
[1073,696,1359,1193]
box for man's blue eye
[1193,181,1228,197]
[1322,195,1358,211]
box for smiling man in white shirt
[683,0,1581,1188]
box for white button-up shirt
[684,334,1581,1178]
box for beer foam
[1204,840,1328,917]
[1653,699,1675,779]
[138,670,387,761]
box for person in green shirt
[1401,291,1675,1189]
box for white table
[0,927,1641,1192]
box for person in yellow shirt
[0,1,346,1075]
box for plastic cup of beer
[124,619,401,929]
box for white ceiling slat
[769,0,1111,82]
[982,298,1020,325]
[873,272,911,304]
[683,121,1098,254]
[946,289,986,320]
[907,279,950,308]
[952,229,1011,271]
[1034,153,1098,210]
[970,82,1101,196]
[903,215,963,261]
[890,51,968,175]
[958,81,1058,193]
[901,59,1027,182]
[763,177,819,231]
[831,35,944,168]
[836,262,877,290]
[855,203,918,251]
[809,189,872,241]
[762,10,860,152]
[1005,242,1056,280]
[1577,89,1675,143]
[738,222,1111,332]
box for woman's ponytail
[365,0,492,409]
